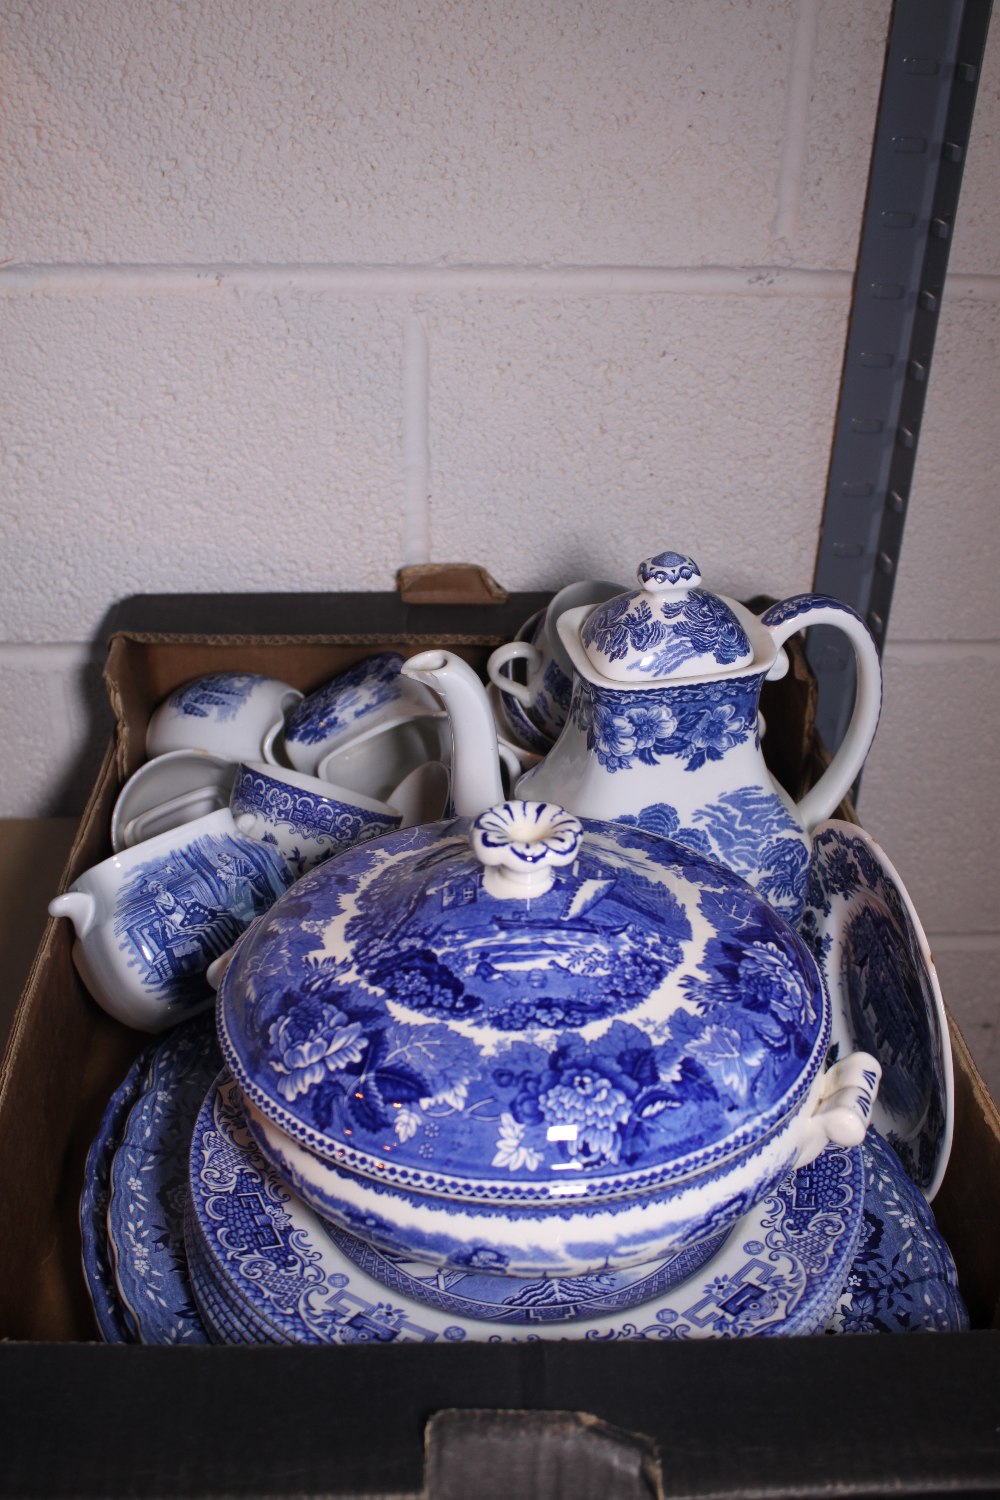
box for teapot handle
[760,594,882,832]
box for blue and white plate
[799,821,953,1199]
[105,1014,222,1344]
[188,1072,865,1345]
[826,1129,967,1335]
[80,1040,159,1341]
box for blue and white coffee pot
[405,551,882,924]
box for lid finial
[471,801,582,900]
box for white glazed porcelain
[145,674,302,764]
[49,808,293,1033]
[230,761,404,879]
[217,798,880,1276]
[317,713,448,806]
[283,653,442,776]
[110,749,238,853]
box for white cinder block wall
[2,2,998,1090]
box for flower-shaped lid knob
[471,801,582,899]
[580,550,755,682]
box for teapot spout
[402,650,504,817]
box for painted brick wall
[1,0,998,1091]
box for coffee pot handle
[760,594,882,831]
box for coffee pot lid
[580,551,755,682]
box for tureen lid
[217,801,827,1205]
[579,551,755,682]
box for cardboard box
[1,588,999,1498]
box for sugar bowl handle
[795,1051,882,1168]
[761,595,883,831]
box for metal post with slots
[808,0,992,762]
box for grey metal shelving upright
[808,0,993,758]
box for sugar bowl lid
[579,550,755,682]
[217,801,828,1206]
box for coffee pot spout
[401,650,504,817]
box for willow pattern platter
[798,821,953,1199]
[105,1014,221,1343]
[188,1072,865,1345]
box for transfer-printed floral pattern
[105,1015,222,1344]
[218,815,826,1200]
[571,676,760,774]
[826,1130,966,1334]
[582,587,752,680]
[80,1041,158,1342]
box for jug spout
[402,650,504,818]
[49,889,98,939]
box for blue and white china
[80,1039,158,1342]
[145,673,302,764]
[110,749,238,853]
[826,1129,967,1334]
[50,808,293,1032]
[105,1014,221,1343]
[333,1224,727,1326]
[283,653,442,776]
[230,760,403,879]
[799,820,954,1200]
[488,580,625,745]
[317,713,447,807]
[407,551,883,925]
[217,798,879,1275]
[189,1073,866,1344]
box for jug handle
[760,594,882,832]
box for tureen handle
[794,1051,881,1168]
[760,595,882,831]
[472,801,582,899]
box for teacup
[48,808,293,1033]
[283,653,442,776]
[487,579,624,742]
[110,749,238,852]
[146,673,302,764]
[230,761,404,878]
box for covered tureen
[216,801,879,1276]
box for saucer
[188,1071,865,1345]
[799,821,953,1199]
[105,1014,221,1343]
[826,1129,967,1334]
[80,1039,158,1341]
